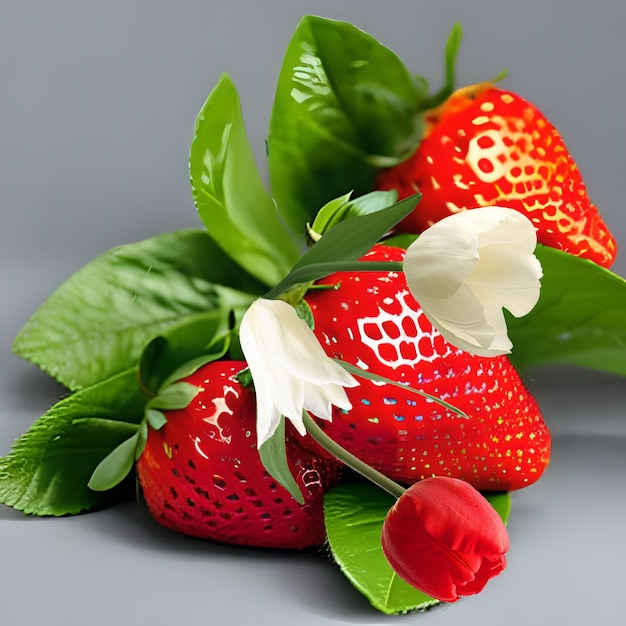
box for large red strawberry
[377,84,617,268]
[304,245,551,491]
[136,360,342,549]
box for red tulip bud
[381,476,509,602]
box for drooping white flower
[403,206,542,357]
[239,298,359,447]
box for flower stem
[265,261,404,300]
[302,412,406,499]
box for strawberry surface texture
[377,85,617,268]
[305,245,551,491]
[136,361,342,549]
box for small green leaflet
[419,22,463,110]
[88,430,140,492]
[324,482,510,615]
[268,15,427,237]
[89,419,152,492]
[310,190,399,237]
[294,299,314,330]
[507,245,626,376]
[265,195,419,299]
[0,369,146,515]
[12,229,264,391]
[145,409,168,430]
[190,73,301,287]
[147,382,199,411]
[257,417,305,504]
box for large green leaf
[0,369,146,515]
[507,246,626,375]
[268,15,426,237]
[190,74,301,286]
[324,481,510,615]
[12,229,263,390]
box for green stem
[302,412,406,500]
[265,261,404,300]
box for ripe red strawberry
[304,245,551,491]
[377,85,617,268]
[136,360,342,549]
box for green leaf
[190,73,301,286]
[88,431,139,492]
[148,382,199,411]
[265,195,419,298]
[268,15,426,236]
[507,246,626,376]
[324,482,510,615]
[294,299,314,330]
[12,229,264,390]
[139,313,231,394]
[310,190,399,237]
[420,22,463,110]
[257,417,305,504]
[145,409,168,430]
[0,369,146,515]
[135,420,148,461]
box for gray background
[1,1,625,624]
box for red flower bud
[381,476,509,602]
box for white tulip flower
[404,206,542,357]
[239,298,359,447]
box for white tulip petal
[477,207,538,250]
[420,285,501,354]
[239,298,360,447]
[405,228,479,300]
[304,381,353,422]
[402,206,541,356]
[303,384,334,422]
[468,244,542,317]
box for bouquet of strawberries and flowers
[2,16,624,615]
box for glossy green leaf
[190,74,301,286]
[268,15,426,236]
[324,482,510,615]
[257,417,304,504]
[310,190,398,237]
[265,195,419,298]
[88,431,139,492]
[12,229,264,390]
[507,246,626,376]
[0,369,146,515]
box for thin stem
[302,412,406,500]
[265,261,404,300]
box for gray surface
[2,1,626,624]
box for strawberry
[377,85,617,268]
[304,245,551,491]
[136,360,342,549]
